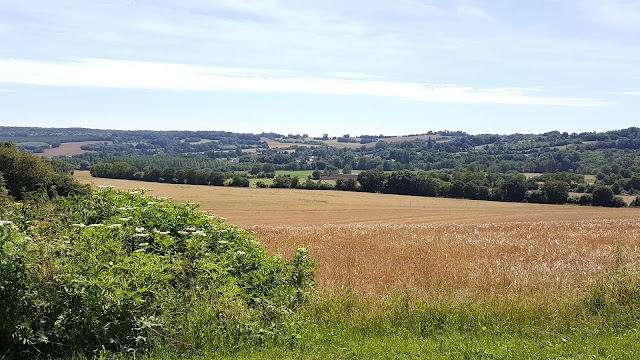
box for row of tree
[89,161,635,207]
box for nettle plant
[0,188,314,356]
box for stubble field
[75,171,640,302]
[38,141,112,157]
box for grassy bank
[141,277,640,359]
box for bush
[229,174,250,187]
[0,189,314,357]
[578,194,593,206]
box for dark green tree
[541,180,569,204]
[357,169,386,193]
[498,174,527,202]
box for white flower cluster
[0,220,14,227]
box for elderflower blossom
[120,217,132,222]
[178,231,188,235]
[138,242,149,247]
[235,250,246,257]
[71,223,86,228]
[88,223,104,227]
[0,220,14,227]
[106,224,122,229]
[153,229,169,235]
[218,240,229,244]
[186,226,196,232]
[133,233,149,238]
[193,230,207,237]
[135,227,145,233]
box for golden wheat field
[75,171,640,301]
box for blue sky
[0,0,639,136]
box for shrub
[0,189,314,357]
[229,174,250,187]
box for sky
[0,0,639,136]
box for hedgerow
[0,188,314,358]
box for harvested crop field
[39,141,112,157]
[75,171,640,301]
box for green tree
[591,185,625,207]
[357,169,386,193]
[272,175,292,188]
[249,164,262,176]
[498,174,527,202]
[310,170,322,180]
[229,174,249,187]
[541,180,569,204]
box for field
[260,137,318,149]
[260,135,448,150]
[75,171,640,302]
[38,140,112,157]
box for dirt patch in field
[39,141,112,157]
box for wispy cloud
[580,0,640,29]
[0,58,607,107]
[324,72,390,80]
[455,4,492,21]
[608,91,640,96]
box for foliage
[592,185,626,207]
[497,174,528,202]
[541,180,570,204]
[0,189,314,357]
[357,169,386,193]
[0,142,89,200]
[229,174,250,187]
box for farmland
[4,149,640,358]
[72,171,640,358]
[75,170,640,302]
[37,140,112,157]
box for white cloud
[0,58,607,107]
